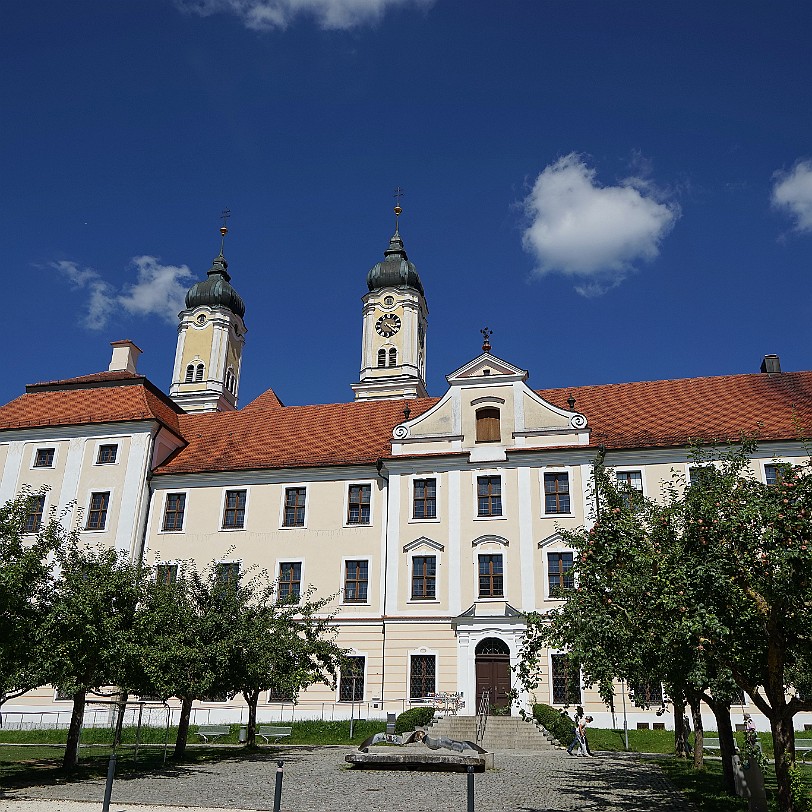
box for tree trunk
[673,689,689,758]
[771,712,797,812]
[63,690,86,770]
[688,694,704,770]
[113,690,128,748]
[707,699,736,795]
[174,695,193,760]
[245,690,258,748]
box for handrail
[475,690,490,746]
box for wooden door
[475,655,511,710]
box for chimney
[109,339,142,374]
[760,354,781,374]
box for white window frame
[337,652,368,703]
[94,441,120,466]
[548,649,583,706]
[159,490,189,533]
[22,491,48,535]
[220,486,249,531]
[214,557,242,588]
[543,547,576,601]
[407,547,442,604]
[685,462,720,487]
[613,467,646,499]
[472,469,506,521]
[409,474,441,524]
[474,540,508,602]
[343,480,374,528]
[540,467,575,518]
[275,557,305,601]
[341,557,372,605]
[81,488,115,533]
[30,445,59,469]
[762,458,791,485]
[279,483,309,530]
[154,559,181,584]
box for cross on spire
[219,208,230,254]
[393,187,404,231]
[481,327,492,353]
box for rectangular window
[268,683,295,703]
[85,492,110,530]
[616,470,643,509]
[216,562,240,588]
[222,490,247,529]
[689,466,714,487]
[97,444,118,464]
[551,653,581,704]
[410,654,436,699]
[477,476,502,517]
[544,472,570,514]
[34,448,55,468]
[347,484,371,525]
[413,478,437,520]
[547,551,574,597]
[25,494,46,534]
[478,553,504,598]
[475,408,501,443]
[162,493,186,531]
[278,562,302,600]
[411,555,437,600]
[283,487,306,527]
[344,560,369,603]
[629,682,664,706]
[339,656,365,702]
[156,564,178,585]
[765,464,791,486]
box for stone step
[427,715,552,751]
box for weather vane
[219,208,230,254]
[393,187,404,231]
[481,327,492,353]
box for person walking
[567,715,593,756]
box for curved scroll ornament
[569,413,588,429]
[392,424,409,440]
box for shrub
[533,703,575,745]
[394,706,435,734]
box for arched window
[377,348,386,368]
[388,347,397,367]
[184,365,194,383]
[476,407,501,443]
[195,364,204,382]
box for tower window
[185,365,194,383]
[476,408,501,443]
[377,348,386,368]
[388,347,397,366]
[195,364,205,382]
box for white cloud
[521,153,681,296]
[53,256,195,331]
[175,0,431,30]
[771,160,812,233]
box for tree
[133,561,244,760]
[0,488,62,719]
[39,539,146,769]
[226,581,344,748]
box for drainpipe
[376,458,390,712]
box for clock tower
[351,213,428,401]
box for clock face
[375,313,401,337]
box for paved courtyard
[0,746,696,812]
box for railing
[475,690,490,746]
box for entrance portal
[475,637,511,712]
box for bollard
[273,759,284,812]
[467,764,474,812]
[101,753,117,812]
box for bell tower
[170,215,247,413]
[351,200,428,401]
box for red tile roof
[0,374,183,437]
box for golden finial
[393,187,404,231]
[219,208,230,254]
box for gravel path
[0,746,695,812]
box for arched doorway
[475,637,511,713]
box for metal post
[134,702,144,764]
[273,760,284,812]
[621,680,629,751]
[101,753,116,812]
[467,765,474,812]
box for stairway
[428,714,554,751]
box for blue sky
[3,1,812,409]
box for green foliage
[394,706,435,733]
[788,762,812,812]
[532,703,574,744]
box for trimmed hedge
[394,706,436,734]
[533,703,575,745]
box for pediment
[472,534,509,547]
[538,531,570,549]
[403,536,445,553]
[446,353,528,385]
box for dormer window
[476,407,501,443]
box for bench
[702,738,721,754]
[258,725,292,744]
[797,743,812,763]
[196,725,231,742]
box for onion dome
[366,230,424,298]
[185,251,245,319]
